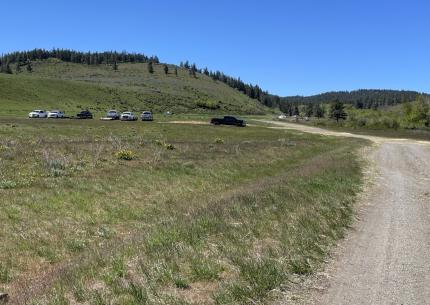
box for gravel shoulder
[261,120,430,305]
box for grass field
[0,117,367,305]
[0,60,268,117]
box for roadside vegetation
[0,118,367,305]
[280,96,430,139]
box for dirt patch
[169,281,219,305]
[161,120,208,125]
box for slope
[0,59,268,116]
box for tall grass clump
[42,150,69,177]
[0,262,12,283]
[115,149,135,160]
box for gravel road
[262,121,430,305]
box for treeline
[0,48,160,68]
[282,89,425,110]
[179,60,281,108]
[285,96,430,131]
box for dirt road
[263,121,430,305]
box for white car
[106,110,121,120]
[278,114,287,120]
[141,111,153,121]
[120,112,137,121]
[28,110,48,118]
[47,110,65,118]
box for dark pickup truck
[210,116,246,127]
[76,110,93,119]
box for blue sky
[1,0,429,96]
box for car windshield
[33,110,42,112]
[123,112,132,115]
[143,112,151,114]
[108,111,117,113]
[50,111,58,114]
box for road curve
[261,121,430,305]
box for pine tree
[293,105,300,116]
[329,100,347,122]
[174,67,178,76]
[5,62,13,74]
[189,68,196,78]
[15,63,22,73]
[163,64,169,74]
[315,104,325,119]
[148,62,154,74]
[305,103,314,117]
[113,61,118,71]
[26,61,33,73]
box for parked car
[47,110,65,118]
[210,116,246,127]
[76,110,93,119]
[106,110,121,120]
[28,110,48,118]
[120,112,138,121]
[141,111,153,121]
[278,114,287,120]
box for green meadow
[0,117,367,304]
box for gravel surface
[262,121,430,305]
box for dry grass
[0,117,368,305]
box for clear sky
[1,0,429,96]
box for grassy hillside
[0,59,268,116]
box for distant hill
[0,50,270,116]
[282,89,428,109]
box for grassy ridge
[0,60,268,116]
[0,118,367,304]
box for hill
[282,89,427,109]
[0,58,268,116]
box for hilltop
[0,56,269,116]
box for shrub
[196,100,220,110]
[42,150,68,176]
[154,139,164,146]
[214,138,224,144]
[0,180,17,189]
[174,277,190,289]
[165,144,175,150]
[356,118,367,127]
[115,150,135,160]
[128,282,149,304]
[381,117,399,129]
